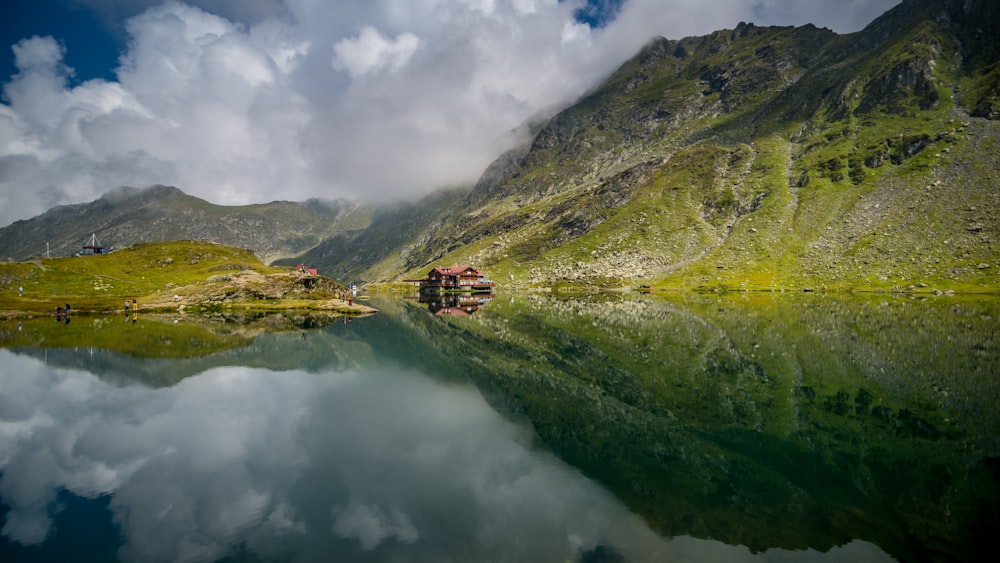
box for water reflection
[2,292,996,561]
[373,292,1000,562]
[418,291,495,316]
[0,346,895,562]
[0,350,667,561]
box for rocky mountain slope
[272,187,467,284]
[309,0,999,291]
[0,185,374,265]
[2,0,997,291]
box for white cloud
[0,0,901,228]
[333,26,420,78]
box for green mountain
[2,0,996,291]
[0,185,374,265]
[308,0,999,291]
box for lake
[0,292,997,562]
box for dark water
[0,292,997,562]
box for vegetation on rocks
[296,0,1000,293]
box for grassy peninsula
[0,240,375,319]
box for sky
[0,0,901,228]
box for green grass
[0,240,346,316]
[402,17,998,295]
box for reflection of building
[420,292,494,316]
[419,266,495,293]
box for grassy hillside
[349,0,1000,293]
[0,240,372,317]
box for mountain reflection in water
[2,292,997,562]
[0,350,888,563]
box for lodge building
[419,266,495,292]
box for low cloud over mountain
[0,0,899,228]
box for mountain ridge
[0,184,376,265]
[333,0,998,291]
[2,0,998,292]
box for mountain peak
[97,185,185,204]
[335,0,999,290]
[0,186,373,264]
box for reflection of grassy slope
[2,312,388,385]
[22,299,469,385]
[378,293,999,560]
[0,316,247,358]
[1,315,249,359]
[673,293,1000,558]
[0,311,357,363]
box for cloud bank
[0,0,900,228]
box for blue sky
[570,0,626,28]
[0,0,900,228]
[0,0,627,84]
[1,1,119,84]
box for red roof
[431,266,479,276]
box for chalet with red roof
[420,266,495,292]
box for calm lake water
[0,292,997,562]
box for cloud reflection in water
[0,349,665,561]
[0,349,891,562]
